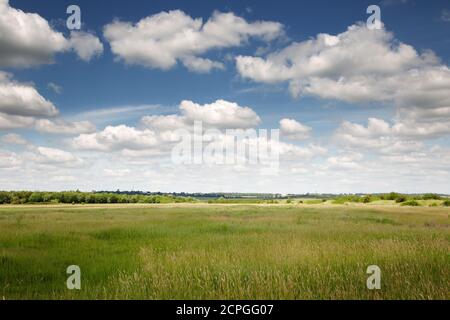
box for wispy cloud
[69,104,174,126]
[442,9,450,22]
[380,0,409,7]
[47,82,62,94]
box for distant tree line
[0,191,196,205]
[0,190,448,206]
[97,191,296,200]
[332,192,449,206]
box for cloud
[71,99,328,180]
[70,104,165,129]
[0,72,97,134]
[0,0,103,67]
[236,23,450,139]
[0,112,97,135]
[1,133,27,145]
[0,0,67,67]
[73,125,160,152]
[103,168,131,177]
[326,152,363,170]
[0,150,21,168]
[141,99,261,131]
[68,31,104,61]
[380,0,409,6]
[279,118,311,140]
[0,71,58,117]
[180,100,261,129]
[34,119,96,135]
[333,118,425,155]
[74,99,308,160]
[103,10,283,72]
[236,23,438,98]
[441,9,450,22]
[47,82,62,94]
[334,115,450,156]
[0,113,35,129]
[51,175,77,183]
[74,99,262,152]
[181,56,225,73]
[141,114,187,131]
[275,142,326,160]
[1,140,86,178]
[26,146,83,167]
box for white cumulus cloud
[279,118,311,140]
[26,146,83,167]
[0,0,103,67]
[0,71,58,117]
[1,133,27,145]
[103,10,283,72]
[0,150,21,168]
[236,23,450,139]
[73,125,160,152]
[68,31,104,62]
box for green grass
[0,204,448,299]
[401,200,420,207]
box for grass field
[0,203,448,299]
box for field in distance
[0,203,448,299]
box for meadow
[0,203,448,299]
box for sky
[0,0,449,194]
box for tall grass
[0,204,448,299]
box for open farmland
[0,203,448,299]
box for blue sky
[1,0,450,193]
[8,0,450,120]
